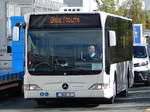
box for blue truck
[0,16,24,94]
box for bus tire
[119,89,128,97]
[120,69,129,97]
[119,74,128,97]
[127,69,130,88]
[106,96,115,104]
[11,80,23,96]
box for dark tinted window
[105,16,133,74]
[133,46,147,58]
[105,16,133,63]
[29,14,101,29]
[28,29,102,75]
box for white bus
[13,9,133,104]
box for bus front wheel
[106,96,115,104]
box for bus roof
[25,11,132,22]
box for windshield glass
[27,29,102,75]
[133,46,147,58]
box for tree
[96,0,116,14]
[142,10,150,29]
[126,0,147,24]
[122,0,150,29]
[96,0,150,29]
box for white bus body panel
[24,62,128,99]
[24,71,114,99]
[109,62,128,95]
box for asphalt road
[0,84,150,112]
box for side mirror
[13,26,20,41]
[109,30,116,47]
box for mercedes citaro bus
[13,8,134,105]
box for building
[143,0,150,37]
[63,0,83,7]
[0,0,64,54]
[0,0,34,70]
[144,0,150,17]
[0,0,64,69]
[144,0,150,10]
[116,0,145,9]
[64,0,98,12]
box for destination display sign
[49,16,80,24]
[29,14,101,29]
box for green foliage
[97,0,116,14]
[127,0,147,24]
[96,0,150,29]
[124,0,150,29]
[97,0,126,16]
[145,11,150,29]
[115,7,126,16]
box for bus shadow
[0,96,101,109]
[36,100,100,108]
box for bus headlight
[24,84,42,91]
[88,83,107,90]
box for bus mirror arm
[13,22,26,41]
[15,22,26,29]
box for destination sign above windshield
[29,14,101,29]
[49,16,80,24]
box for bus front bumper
[24,90,109,100]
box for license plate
[56,92,75,97]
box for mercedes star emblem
[62,83,69,90]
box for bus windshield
[27,29,102,75]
